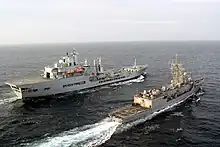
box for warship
[5,49,147,101]
[109,55,204,124]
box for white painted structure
[5,49,148,100]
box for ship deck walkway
[5,75,52,86]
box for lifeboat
[74,67,84,73]
[65,67,84,74]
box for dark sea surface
[0,41,219,147]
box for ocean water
[0,41,219,147]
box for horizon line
[0,39,220,47]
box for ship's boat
[109,55,204,124]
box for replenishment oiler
[109,55,204,124]
[5,49,147,101]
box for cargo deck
[109,104,148,119]
[5,75,52,86]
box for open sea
[0,41,219,147]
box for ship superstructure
[5,49,147,100]
[109,55,204,124]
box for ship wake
[26,98,189,147]
[26,97,190,147]
[0,92,21,105]
[27,118,121,147]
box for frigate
[5,49,147,101]
[109,55,204,124]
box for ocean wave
[26,118,121,147]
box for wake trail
[25,75,146,147]
[28,100,181,147]
[0,92,21,105]
[28,118,121,147]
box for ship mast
[98,57,103,73]
[84,58,88,66]
[93,59,97,75]
[72,49,78,66]
[171,54,189,88]
[134,57,137,67]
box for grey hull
[24,73,146,101]
[6,65,147,100]
[114,85,200,124]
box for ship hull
[6,66,147,100]
[110,85,201,124]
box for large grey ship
[109,55,204,124]
[5,49,147,101]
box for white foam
[196,92,204,96]
[28,118,121,147]
[0,92,21,105]
[28,88,190,147]
[176,128,183,132]
[196,97,201,102]
[171,112,184,117]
